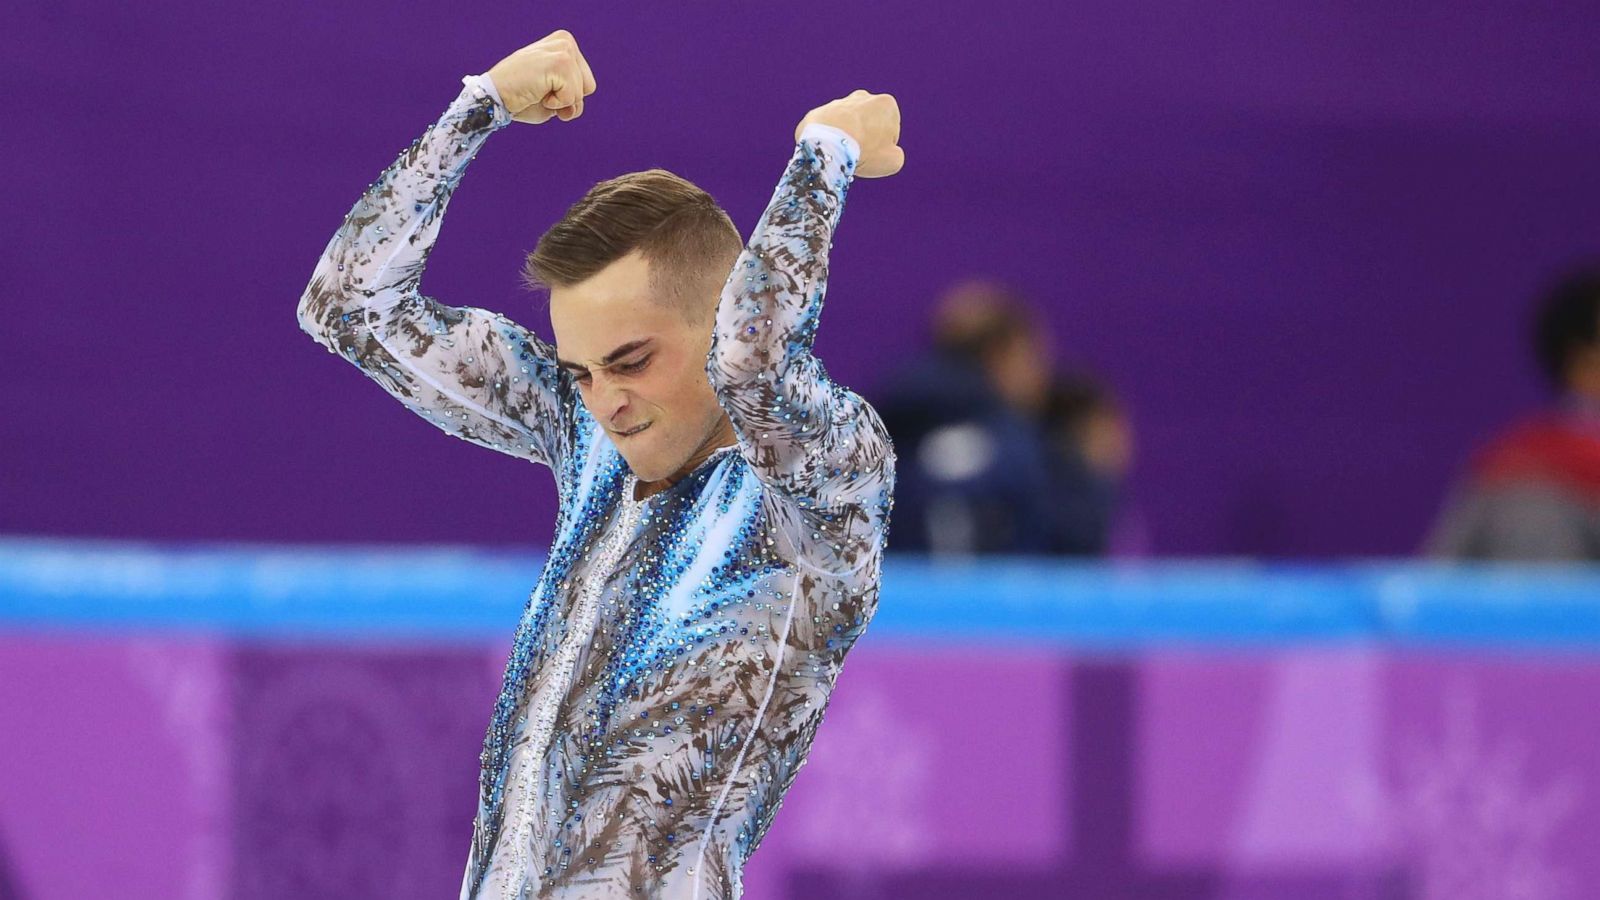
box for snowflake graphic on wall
[786,684,935,871]
[1345,680,1583,900]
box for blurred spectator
[874,279,1134,556]
[1040,373,1135,555]
[1427,268,1600,560]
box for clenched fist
[486,30,597,125]
[795,90,903,178]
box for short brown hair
[521,169,744,325]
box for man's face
[989,330,1052,415]
[550,249,726,483]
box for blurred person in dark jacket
[1040,373,1135,555]
[1427,268,1600,560]
[874,280,1132,556]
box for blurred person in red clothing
[1428,268,1600,560]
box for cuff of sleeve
[798,122,861,167]
[461,73,512,126]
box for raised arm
[706,91,904,572]
[296,32,596,472]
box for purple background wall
[7,3,1600,555]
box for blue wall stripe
[3,537,1600,648]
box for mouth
[614,422,652,439]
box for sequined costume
[295,74,896,899]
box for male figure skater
[296,30,901,899]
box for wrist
[461,73,511,125]
[798,122,861,167]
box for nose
[587,375,631,428]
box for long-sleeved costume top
[295,75,895,899]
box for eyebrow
[555,338,654,373]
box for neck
[634,414,738,501]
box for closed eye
[571,355,650,386]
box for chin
[627,464,661,482]
[619,452,665,483]
[626,453,689,484]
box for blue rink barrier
[3,535,1600,648]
